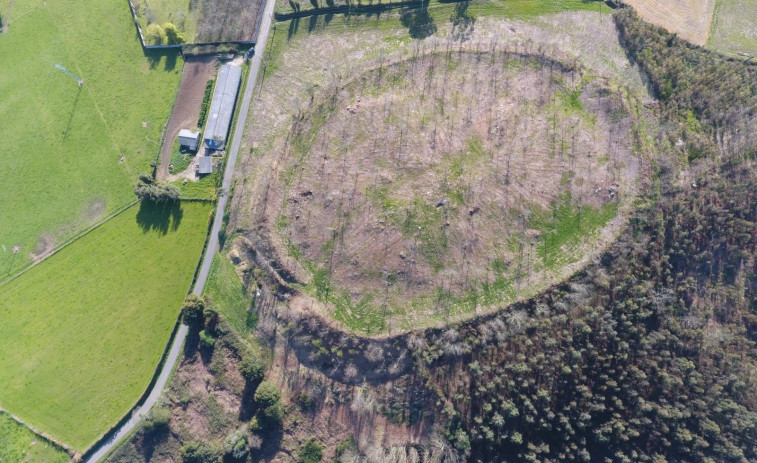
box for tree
[223,427,250,459]
[163,22,185,45]
[182,294,206,325]
[299,438,324,463]
[254,380,280,407]
[134,174,180,203]
[240,354,265,383]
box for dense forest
[407,8,757,463]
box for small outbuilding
[198,156,213,175]
[178,129,201,151]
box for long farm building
[204,64,242,150]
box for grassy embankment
[0,201,211,451]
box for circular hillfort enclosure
[250,50,641,333]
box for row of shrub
[197,79,215,127]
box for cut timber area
[624,0,716,45]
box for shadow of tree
[400,4,436,39]
[144,48,180,71]
[287,17,300,40]
[136,200,184,235]
[238,379,262,421]
[308,14,318,32]
[449,1,474,41]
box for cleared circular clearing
[265,51,640,333]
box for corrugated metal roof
[198,156,213,174]
[178,129,201,140]
[203,64,242,150]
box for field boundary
[273,0,467,20]
[0,409,75,460]
[0,200,138,290]
[126,0,257,50]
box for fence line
[0,200,138,290]
[126,0,258,50]
[0,409,75,459]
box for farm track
[157,56,217,181]
[82,0,276,460]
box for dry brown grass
[624,0,716,45]
[231,12,654,334]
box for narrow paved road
[83,1,276,460]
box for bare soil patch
[158,55,217,180]
[30,234,55,263]
[624,0,715,45]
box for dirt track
[157,56,217,181]
[624,0,716,46]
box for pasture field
[708,0,757,55]
[231,2,651,334]
[620,0,715,46]
[0,201,211,451]
[0,413,69,463]
[0,0,181,281]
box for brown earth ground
[195,0,265,42]
[231,12,653,334]
[623,0,716,45]
[157,55,216,181]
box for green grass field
[0,413,69,463]
[0,201,211,451]
[0,0,182,281]
[204,253,255,334]
[708,0,757,55]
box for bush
[298,391,314,410]
[144,404,171,430]
[223,427,250,459]
[180,441,220,463]
[144,23,165,45]
[240,354,265,383]
[299,438,324,463]
[199,329,215,348]
[197,79,215,127]
[254,380,280,407]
